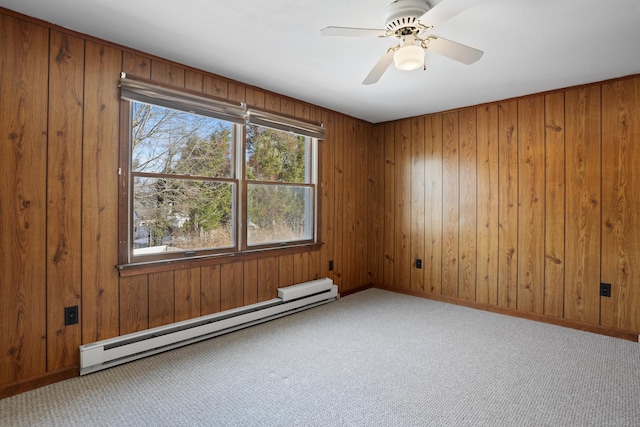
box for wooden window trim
[117,242,323,277]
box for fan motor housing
[383,0,430,32]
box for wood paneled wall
[0,9,370,396]
[370,76,640,335]
[3,5,640,399]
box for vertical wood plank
[498,101,518,309]
[355,121,368,288]
[265,92,281,113]
[200,265,221,315]
[243,260,258,305]
[82,41,122,343]
[476,104,499,305]
[46,30,84,371]
[320,111,335,281]
[410,117,426,292]
[565,87,601,325]
[174,267,201,322]
[148,271,175,328]
[227,82,245,104]
[220,262,244,311]
[342,117,356,290]
[281,98,295,116]
[458,108,477,301]
[245,88,266,109]
[293,252,309,284]
[308,250,321,281]
[333,115,345,288]
[279,254,295,287]
[442,112,459,297]
[119,275,149,335]
[424,114,443,294]
[395,118,412,290]
[184,70,204,92]
[544,92,566,317]
[368,124,385,285]
[294,102,311,121]
[150,60,185,87]
[122,52,150,79]
[0,15,48,383]
[257,257,279,301]
[517,96,545,313]
[601,79,640,331]
[203,75,228,98]
[383,122,396,287]
[310,106,322,124]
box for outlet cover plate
[64,306,79,325]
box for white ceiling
[2,0,640,123]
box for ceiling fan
[321,0,484,84]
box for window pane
[132,102,233,178]
[133,177,234,255]
[245,125,309,183]
[247,184,312,246]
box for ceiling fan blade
[419,0,479,27]
[426,36,483,65]
[362,49,395,85]
[320,26,386,37]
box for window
[245,124,313,246]
[130,103,237,255]
[118,76,323,264]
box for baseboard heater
[80,278,338,375]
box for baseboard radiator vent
[80,278,337,375]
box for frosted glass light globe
[393,44,424,71]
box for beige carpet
[1,288,639,426]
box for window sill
[117,242,323,277]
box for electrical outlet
[64,306,79,326]
[600,283,612,298]
[415,258,422,269]
[328,260,334,271]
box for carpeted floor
[2,288,639,426]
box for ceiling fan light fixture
[393,43,424,71]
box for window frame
[242,124,317,250]
[117,75,323,268]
